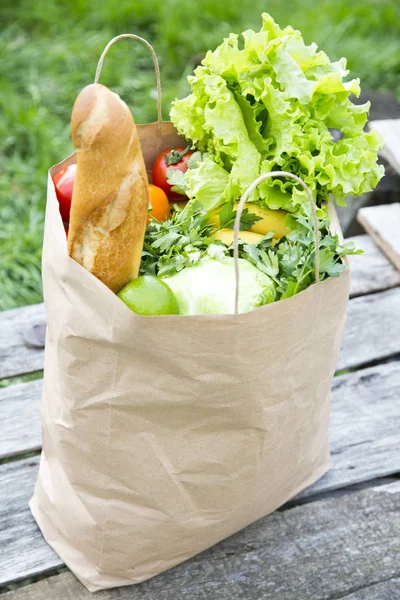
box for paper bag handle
[234,172,320,315]
[94,34,162,137]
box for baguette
[67,83,149,293]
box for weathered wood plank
[358,203,400,271]
[343,579,400,600]
[1,361,400,589]
[2,358,400,482]
[1,357,400,492]
[0,304,45,380]
[2,481,400,600]
[0,232,398,382]
[368,119,400,175]
[0,457,61,585]
[1,273,400,382]
[338,286,400,371]
[301,361,400,498]
[348,234,400,297]
[0,380,43,458]
[6,575,399,600]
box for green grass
[1,0,400,310]
[0,370,43,389]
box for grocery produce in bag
[51,16,383,315]
[30,16,384,593]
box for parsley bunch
[140,201,265,278]
[141,201,361,302]
[140,203,221,278]
[240,214,360,300]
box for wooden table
[1,234,400,600]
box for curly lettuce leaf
[170,12,384,213]
[184,158,230,210]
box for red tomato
[53,163,76,224]
[152,146,192,198]
[148,184,171,223]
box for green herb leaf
[152,230,183,252]
[140,203,216,278]
[218,200,235,228]
[219,200,263,231]
[166,168,187,195]
[337,242,364,256]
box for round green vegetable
[118,275,179,316]
[162,257,276,315]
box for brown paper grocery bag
[30,119,350,592]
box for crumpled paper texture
[30,121,350,592]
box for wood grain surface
[2,481,399,600]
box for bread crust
[67,83,149,293]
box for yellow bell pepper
[209,203,289,239]
[212,228,264,246]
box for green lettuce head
[162,257,276,315]
[170,13,384,212]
